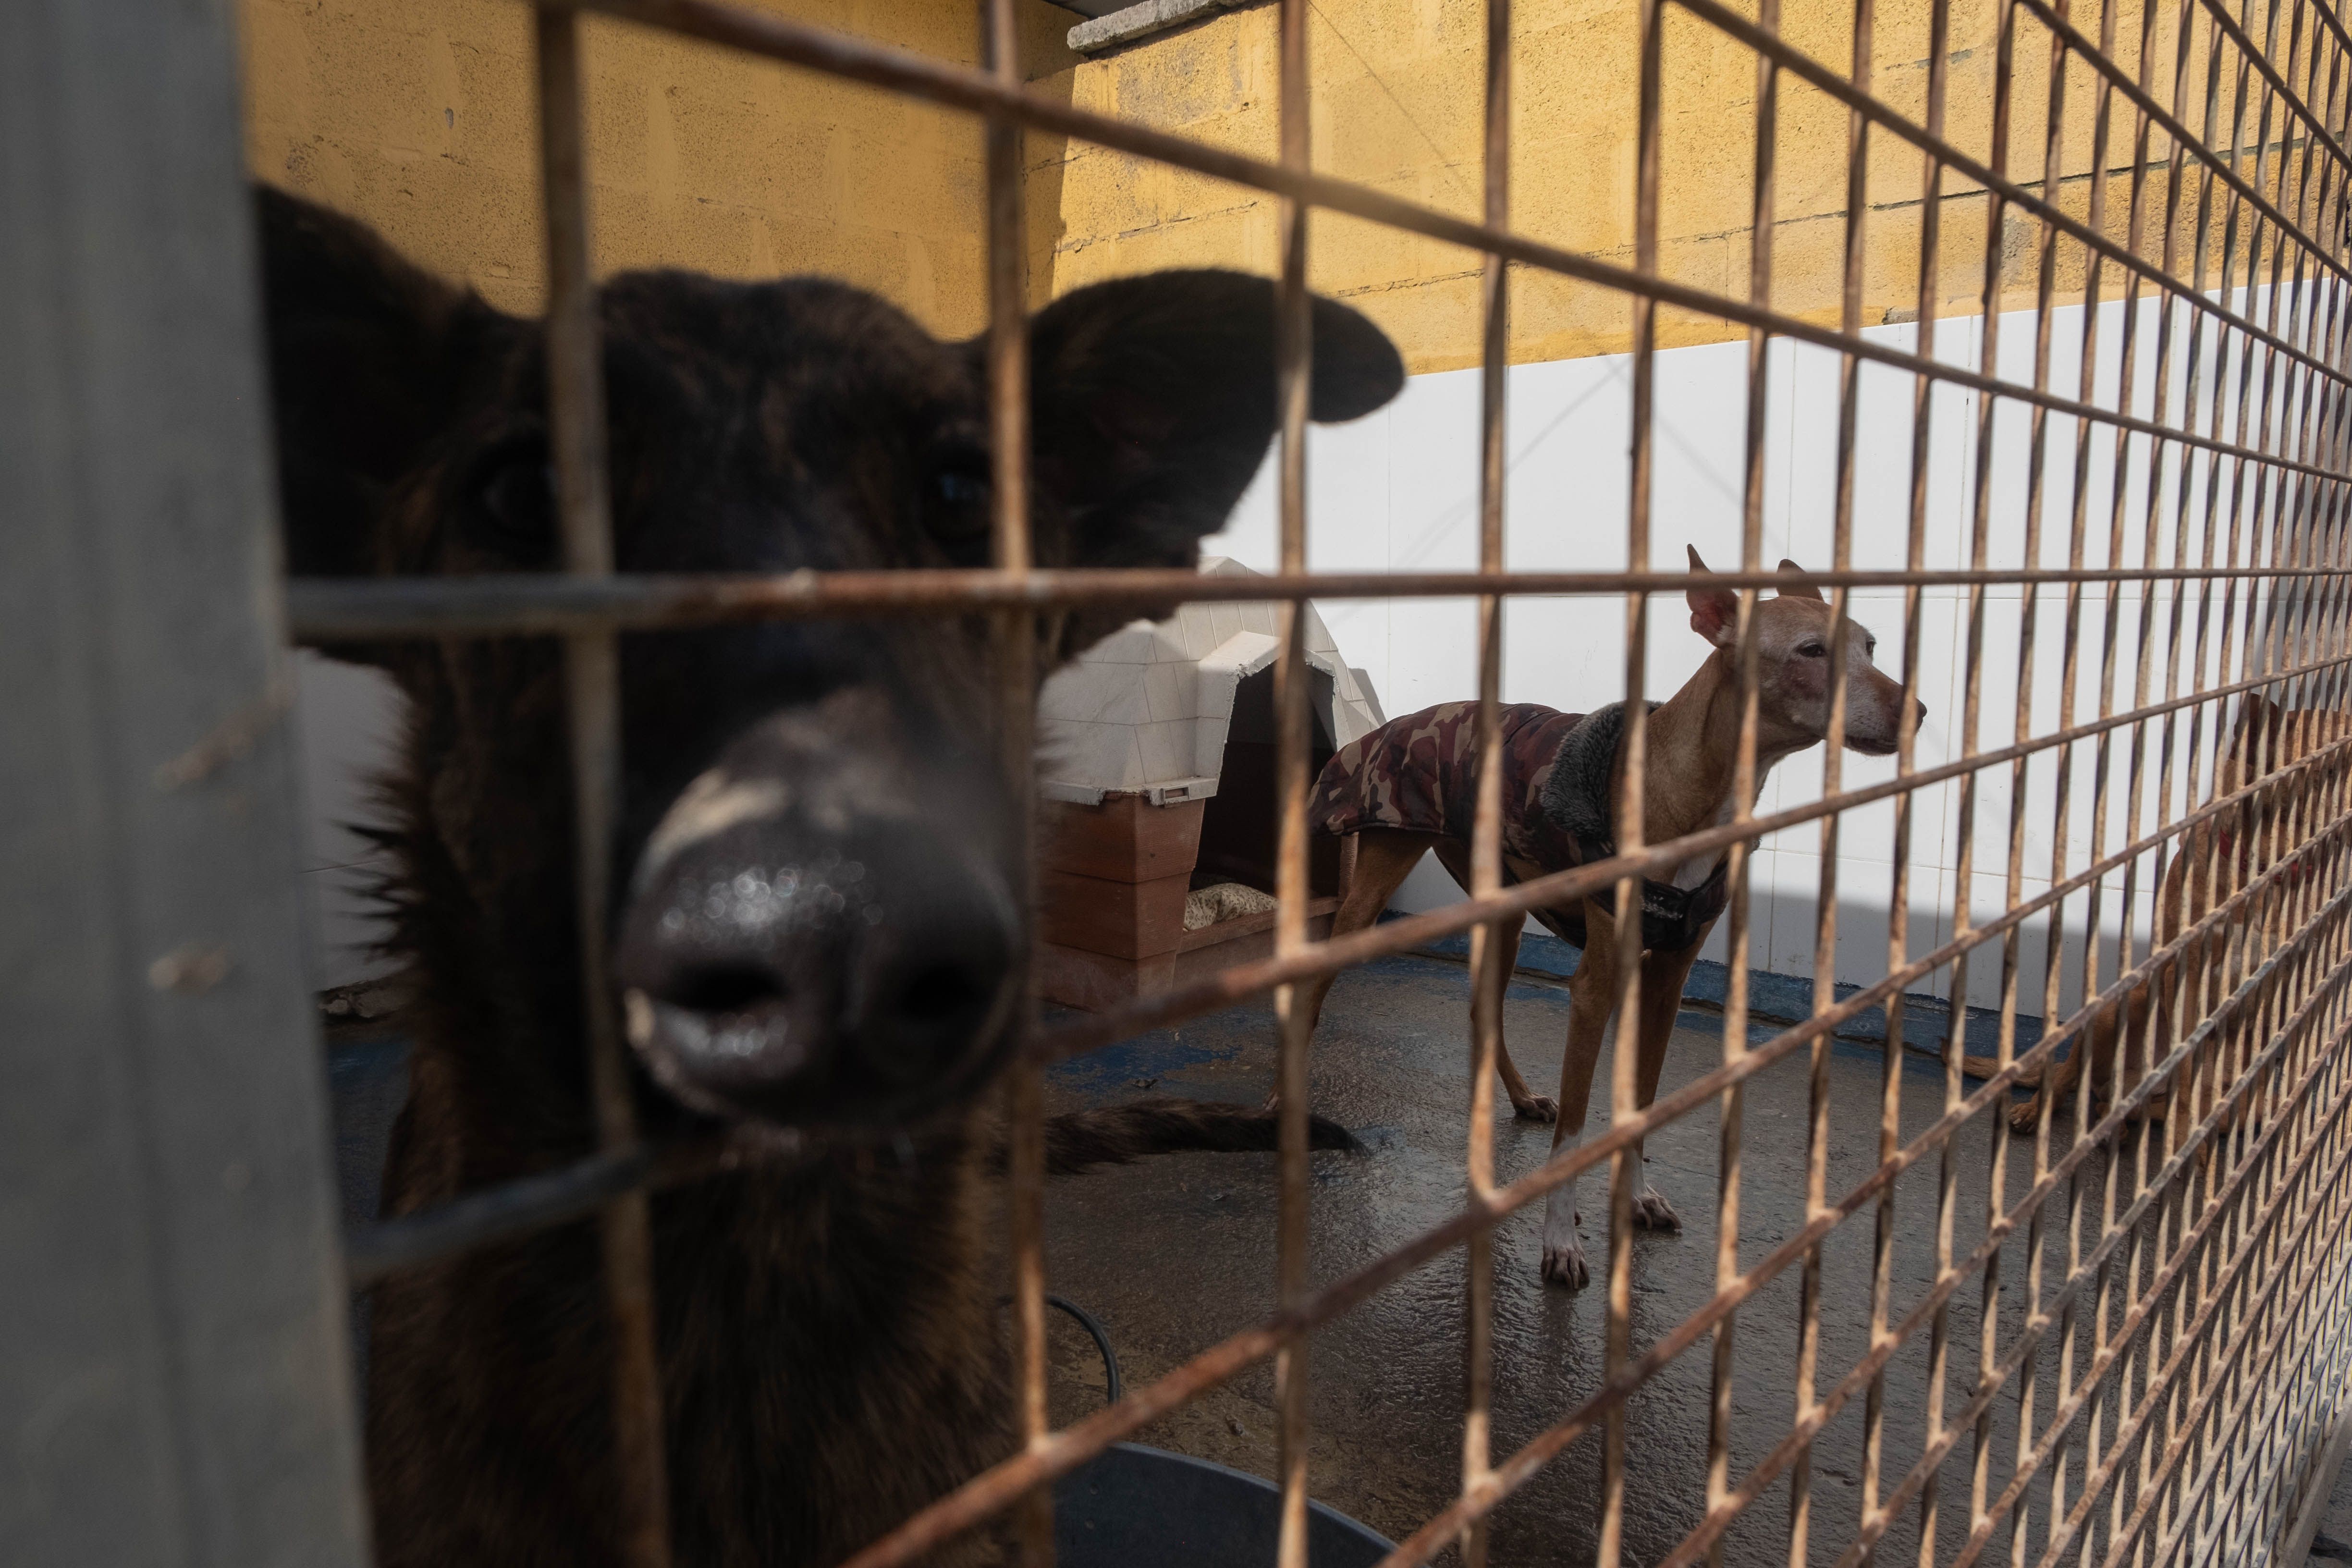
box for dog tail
[1035,1097,1363,1176]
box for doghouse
[1034,557,1386,1011]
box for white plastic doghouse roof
[1036,556,1387,807]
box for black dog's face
[260,186,1402,1134]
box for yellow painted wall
[1032,0,2276,372]
[239,0,1080,333]
[241,0,2286,372]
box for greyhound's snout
[1845,682,1929,756]
[616,744,1018,1128]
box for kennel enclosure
[12,0,2352,1564]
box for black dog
[262,185,1399,1566]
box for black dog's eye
[924,456,993,546]
[467,443,556,556]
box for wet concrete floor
[329,949,2140,1567]
[1034,951,2141,1568]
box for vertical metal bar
[536,16,673,1568]
[2075,0,2157,1529]
[1912,5,1963,1563]
[2197,22,2298,1527]
[2058,0,2131,1545]
[0,0,374,1553]
[2148,12,2238,1526]
[1794,0,1872,1557]
[2003,6,2080,1557]
[1271,0,1316,1562]
[1460,3,1511,1564]
[2240,0,2308,717]
[2192,27,2278,1374]
[1960,0,2024,1541]
[982,1,1048,1562]
[1708,0,1782,1555]
[1599,0,1664,1560]
[2112,1,2209,1550]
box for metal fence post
[0,0,373,1562]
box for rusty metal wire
[286,563,2352,640]
[1458,3,1513,1564]
[533,14,670,1567]
[318,0,2352,1563]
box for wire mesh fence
[300,0,2352,1562]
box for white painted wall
[1207,290,2306,1012]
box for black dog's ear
[256,184,515,580]
[1026,270,1403,580]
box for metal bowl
[1054,1443,1395,1568]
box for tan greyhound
[1300,548,1923,1286]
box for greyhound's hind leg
[1265,830,1433,1111]
[1485,915,1559,1121]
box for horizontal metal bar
[343,1136,735,1287]
[346,1149,648,1287]
[335,643,2351,1295]
[328,740,2325,1312]
[286,563,2351,640]
[1040,645,2352,1061]
[539,0,2350,476]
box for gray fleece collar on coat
[1538,700,1658,853]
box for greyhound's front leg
[1539,1017,1613,1288]
[1541,918,1619,1289]
[1626,936,1707,1233]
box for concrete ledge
[1068,0,1252,53]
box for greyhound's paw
[1540,1237,1591,1290]
[1630,1188,1682,1232]
[1512,1094,1560,1123]
[2007,1095,2046,1135]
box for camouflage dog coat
[1308,700,1731,953]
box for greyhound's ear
[1026,270,1404,591]
[1773,557,1826,601]
[1687,546,1738,647]
[257,184,517,588]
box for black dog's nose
[617,817,1017,1127]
